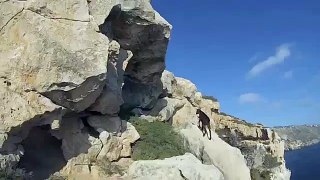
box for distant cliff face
[274,125,320,150]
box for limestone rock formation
[127,153,224,180]
[0,0,292,179]
[0,0,167,178]
[180,124,252,180]
[150,70,291,180]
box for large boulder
[148,97,185,122]
[87,115,122,134]
[180,124,252,180]
[0,0,111,112]
[161,70,177,96]
[89,41,132,115]
[127,153,224,180]
[172,100,198,127]
[99,0,172,109]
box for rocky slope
[274,125,320,150]
[0,0,290,179]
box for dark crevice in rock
[25,9,90,22]
[81,117,100,139]
[99,4,169,109]
[0,109,64,155]
[0,8,24,33]
[0,109,65,179]
[41,73,107,112]
[98,4,121,38]
[17,125,66,180]
[178,169,187,180]
[48,82,79,90]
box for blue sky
[153,0,320,127]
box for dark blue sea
[285,143,320,180]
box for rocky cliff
[0,0,290,180]
[274,125,320,150]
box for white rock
[127,153,224,180]
[180,124,252,180]
[172,100,198,127]
[161,70,177,96]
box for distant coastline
[273,125,320,150]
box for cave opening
[17,125,66,180]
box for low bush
[202,95,218,102]
[0,168,23,180]
[129,117,187,160]
[96,157,124,176]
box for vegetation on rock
[96,157,124,176]
[0,168,22,180]
[129,117,187,160]
[202,95,218,102]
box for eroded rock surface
[1,0,291,180]
[180,124,251,180]
[127,153,224,180]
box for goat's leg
[207,124,212,140]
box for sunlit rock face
[1,0,290,180]
[0,0,164,178]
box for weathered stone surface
[127,153,224,180]
[97,121,140,161]
[89,41,131,115]
[0,3,110,112]
[58,121,139,178]
[51,117,101,161]
[0,1,24,32]
[25,0,90,21]
[0,84,63,157]
[0,86,60,135]
[180,124,252,180]
[161,70,177,96]
[160,71,219,129]
[87,115,122,134]
[174,77,197,102]
[120,122,140,157]
[148,97,185,122]
[100,0,172,109]
[214,112,290,180]
[172,100,198,127]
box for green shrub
[48,174,67,180]
[0,168,21,180]
[202,95,218,102]
[130,117,187,160]
[96,157,124,176]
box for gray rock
[89,41,128,115]
[148,97,185,121]
[102,0,172,109]
[87,115,122,134]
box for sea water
[285,143,320,180]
